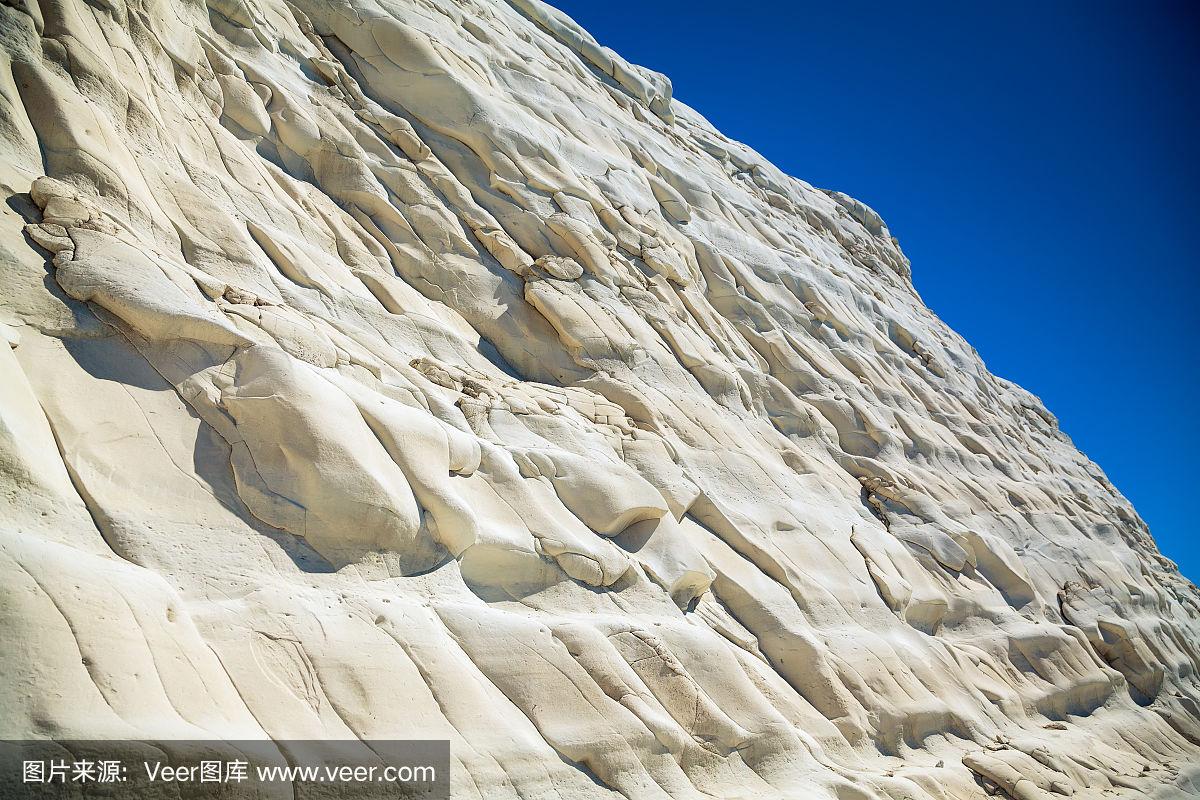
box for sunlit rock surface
[1,1,1198,797]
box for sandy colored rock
[0,1,1197,798]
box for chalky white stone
[0,0,1197,797]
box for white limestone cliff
[0,0,1197,797]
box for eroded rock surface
[1,1,1197,797]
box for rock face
[0,1,1197,797]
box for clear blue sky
[549,0,1199,581]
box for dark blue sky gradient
[548,1,1200,580]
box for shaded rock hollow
[0,0,1198,797]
